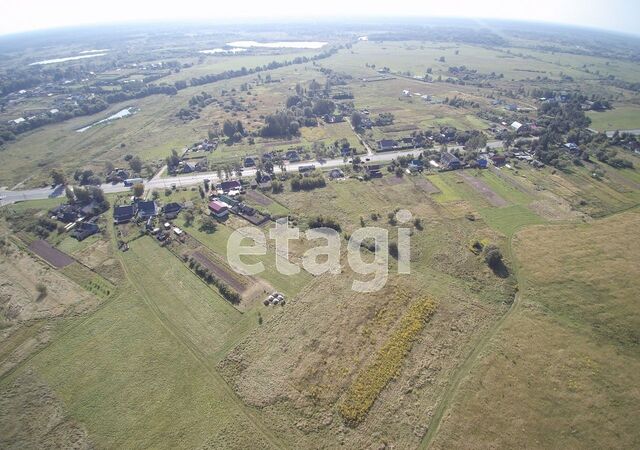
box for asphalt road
[0,141,503,207]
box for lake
[76,107,135,133]
[30,53,108,65]
[199,47,247,54]
[226,41,328,49]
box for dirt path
[115,236,284,449]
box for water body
[30,53,108,65]
[79,48,110,54]
[199,47,247,54]
[76,107,135,133]
[226,41,328,49]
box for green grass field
[587,105,640,131]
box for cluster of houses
[243,149,306,168]
[49,201,103,241]
[207,180,269,225]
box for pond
[76,107,135,133]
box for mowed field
[430,210,640,449]
[0,236,281,449]
[587,105,640,131]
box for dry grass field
[429,210,640,449]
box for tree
[199,216,217,233]
[50,168,66,186]
[36,283,47,300]
[65,186,75,203]
[183,210,195,226]
[132,183,144,198]
[223,120,236,138]
[129,156,143,173]
[351,111,363,129]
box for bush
[308,215,341,232]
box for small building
[71,222,99,241]
[163,202,182,220]
[491,155,507,166]
[564,142,580,153]
[113,204,136,224]
[477,158,488,169]
[511,121,523,131]
[329,168,344,179]
[286,150,300,162]
[402,89,411,97]
[137,200,158,219]
[408,160,424,171]
[219,180,242,193]
[377,139,398,152]
[208,200,229,219]
[440,152,462,170]
[366,164,383,178]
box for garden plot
[458,172,508,207]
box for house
[113,204,136,224]
[408,160,424,171]
[329,168,344,179]
[491,155,507,166]
[219,180,242,193]
[218,194,240,207]
[137,200,158,219]
[378,139,398,152]
[286,150,300,162]
[163,202,182,219]
[51,204,80,223]
[181,162,196,174]
[366,164,383,178]
[440,152,462,170]
[244,157,256,167]
[360,117,373,129]
[564,143,580,153]
[208,200,229,219]
[71,222,99,241]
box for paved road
[0,141,503,207]
[605,129,640,137]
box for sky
[0,0,638,36]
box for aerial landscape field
[0,6,639,449]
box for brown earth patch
[28,240,74,268]
[414,177,440,194]
[458,172,508,207]
[383,175,406,185]
[191,250,248,293]
[245,189,273,206]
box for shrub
[339,295,438,424]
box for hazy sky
[0,0,638,36]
